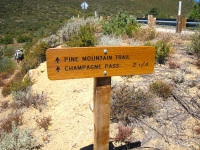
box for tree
[189,2,200,21]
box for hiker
[14,49,24,64]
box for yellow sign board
[46,46,155,80]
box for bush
[12,87,47,110]
[112,125,133,144]
[197,59,200,69]
[149,80,173,98]
[111,84,155,125]
[0,57,16,73]
[60,17,100,43]
[1,35,13,44]
[3,46,15,58]
[133,27,156,41]
[171,70,185,83]
[0,101,9,110]
[2,84,11,97]
[145,40,171,64]
[36,116,52,131]
[187,30,200,58]
[102,11,139,37]
[0,125,38,150]
[168,60,180,69]
[0,110,23,133]
[66,24,97,47]
[16,34,32,43]
[1,71,29,97]
[21,41,51,72]
[11,75,33,92]
[97,35,123,46]
[189,2,200,21]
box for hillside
[0,0,194,36]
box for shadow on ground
[80,141,141,150]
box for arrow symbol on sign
[56,66,60,72]
[55,57,60,63]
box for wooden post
[100,16,104,20]
[182,18,187,28]
[176,15,182,33]
[93,77,111,150]
[148,15,155,28]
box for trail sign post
[46,46,155,150]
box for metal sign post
[46,46,155,150]
[81,2,89,18]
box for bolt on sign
[46,46,155,80]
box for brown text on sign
[46,46,155,80]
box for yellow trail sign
[46,46,155,80]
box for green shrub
[11,75,33,92]
[67,24,97,47]
[3,46,15,58]
[2,35,13,44]
[1,71,29,97]
[0,125,38,150]
[102,11,139,37]
[0,57,16,73]
[149,80,172,98]
[16,34,32,43]
[0,37,3,44]
[60,17,100,43]
[111,84,155,125]
[189,2,200,21]
[145,40,171,64]
[22,41,51,72]
[187,29,200,58]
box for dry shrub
[111,84,155,125]
[1,70,24,97]
[10,101,21,110]
[0,125,39,150]
[0,78,5,87]
[1,82,12,97]
[149,80,173,98]
[113,125,133,144]
[133,27,156,41]
[195,127,200,135]
[168,60,180,69]
[36,116,52,131]
[194,122,200,135]
[0,110,23,133]
[12,87,47,110]
[156,32,173,43]
[196,59,200,69]
[0,101,9,110]
[0,72,11,80]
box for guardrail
[137,18,200,27]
